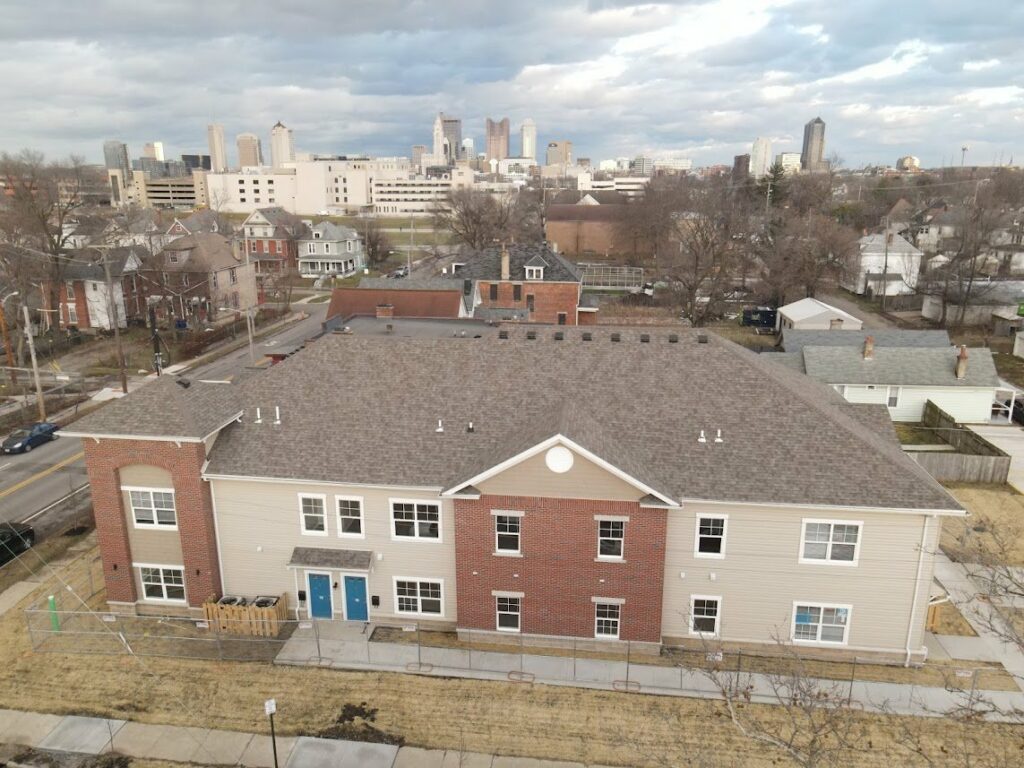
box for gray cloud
[0,0,1021,168]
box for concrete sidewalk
[0,708,602,768]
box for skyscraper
[207,124,227,171]
[545,140,572,167]
[270,121,295,168]
[801,117,826,173]
[732,154,751,183]
[431,113,462,164]
[411,144,427,166]
[236,133,263,167]
[485,117,510,162]
[520,118,537,160]
[750,137,772,178]
[103,140,131,177]
[461,137,475,160]
[142,141,165,161]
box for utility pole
[149,307,163,374]
[245,307,256,366]
[21,305,46,422]
[101,251,129,394]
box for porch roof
[287,547,372,571]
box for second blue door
[309,573,333,618]
[344,576,368,621]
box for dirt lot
[941,484,1024,566]
[1,549,1023,766]
[929,602,977,637]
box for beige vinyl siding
[662,503,940,655]
[210,478,457,622]
[475,447,645,501]
[119,465,183,568]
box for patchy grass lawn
[941,484,1024,566]
[0,526,92,598]
[994,351,1024,389]
[893,423,949,446]
[929,602,977,637]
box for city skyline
[1,1,1021,168]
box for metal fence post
[849,657,858,704]
[314,619,322,662]
[736,649,742,674]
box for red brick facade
[84,438,222,608]
[454,495,667,642]
[477,281,581,325]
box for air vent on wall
[668,334,679,343]
[498,330,509,339]
[554,331,564,341]
[527,330,537,340]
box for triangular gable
[442,434,678,506]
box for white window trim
[494,511,522,555]
[593,601,621,640]
[792,601,853,646]
[693,514,727,559]
[689,594,722,637]
[305,568,335,619]
[135,562,186,604]
[299,493,329,537]
[495,594,521,633]
[392,576,445,618]
[799,518,862,566]
[597,519,625,561]
[389,498,443,543]
[525,266,544,280]
[335,495,365,539]
[122,485,178,531]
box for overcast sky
[2,0,1021,169]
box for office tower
[545,140,572,167]
[431,112,462,164]
[207,124,227,171]
[520,118,537,160]
[750,137,772,178]
[103,140,131,177]
[485,117,510,162]
[181,154,212,171]
[270,121,295,168]
[412,145,427,166]
[732,154,751,183]
[142,141,165,161]
[801,117,826,173]
[236,132,264,167]
[632,156,654,176]
[461,137,474,160]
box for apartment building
[372,167,472,215]
[67,328,961,663]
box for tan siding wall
[120,465,184,567]
[210,478,457,622]
[662,503,938,655]
[476,448,645,501]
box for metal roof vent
[668,334,679,343]
[526,330,537,340]
[640,334,650,343]
[498,330,509,339]
[554,331,564,341]
[582,332,593,341]
[611,332,621,342]
[697,333,709,344]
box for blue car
[2,422,60,454]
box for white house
[298,221,365,278]
[841,233,922,297]
[776,297,863,331]
[786,338,1001,424]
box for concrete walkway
[274,621,1024,720]
[0,709,603,768]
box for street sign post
[265,699,279,768]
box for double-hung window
[594,602,621,639]
[597,519,625,560]
[887,386,900,408]
[695,516,726,558]
[126,488,177,529]
[496,595,521,632]
[793,603,851,644]
[494,513,521,553]
[392,500,440,540]
[525,266,544,280]
[801,520,861,564]
[299,494,327,536]
[336,496,363,538]
[139,566,185,602]
[690,596,721,636]
[395,579,443,615]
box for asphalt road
[0,304,329,540]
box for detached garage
[776,297,863,331]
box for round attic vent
[545,446,574,474]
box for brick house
[67,328,962,662]
[46,246,150,332]
[241,207,310,275]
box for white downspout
[905,514,933,666]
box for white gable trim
[440,434,678,507]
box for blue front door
[308,573,332,618]
[344,576,368,621]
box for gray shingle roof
[801,346,999,387]
[288,547,371,570]
[446,245,582,283]
[781,329,951,353]
[358,278,460,292]
[201,328,959,511]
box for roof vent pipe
[714,429,723,444]
[436,419,444,433]
[273,406,281,425]
[467,422,475,433]
[698,430,707,444]
[254,407,262,425]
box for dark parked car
[0,522,34,566]
[2,422,60,454]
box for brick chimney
[863,335,875,360]
[376,303,394,319]
[955,345,968,379]
[500,243,510,281]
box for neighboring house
[779,329,951,353]
[48,247,150,331]
[776,297,863,331]
[840,233,922,297]
[242,207,310,275]
[920,280,1024,332]
[62,214,116,250]
[142,233,257,323]
[165,209,229,241]
[298,221,364,278]
[445,244,595,325]
[66,328,962,664]
[781,336,1002,423]
[326,279,468,323]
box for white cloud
[819,39,941,85]
[954,86,1024,107]
[797,23,829,44]
[963,58,1000,72]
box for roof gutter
[676,496,965,517]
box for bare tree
[361,219,392,270]
[434,188,536,250]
